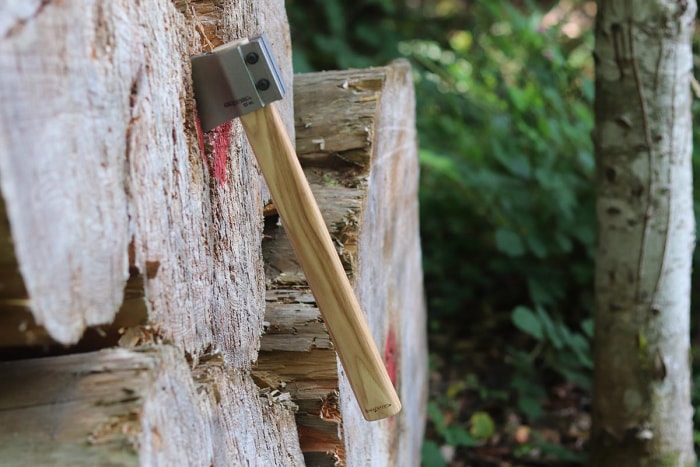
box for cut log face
[257,61,427,466]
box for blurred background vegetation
[286,0,700,464]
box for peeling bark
[592,1,696,465]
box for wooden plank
[341,60,427,467]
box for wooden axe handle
[241,103,401,421]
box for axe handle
[241,103,401,421]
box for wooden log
[0,0,292,369]
[256,61,427,466]
[0,347,304,466]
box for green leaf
[444,426,480,447]
[469,411,496,439]
[535,306,563,349]
[511,306,543,340]
[421,441,447,467]
[518,395,544,420]
[526,234,548,258]
[427,402,446,429]
[495,229,525,257]
[581,318,594,338]
[535,440,586,462]
[569,333,593,369]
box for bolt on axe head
[191,34,286,132]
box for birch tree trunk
[592,1,696,465]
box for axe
[191,35,401,421]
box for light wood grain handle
[241,104,401,421]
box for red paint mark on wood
[194,108,230,187]
[384,329,398,387]
[207,121,231,186]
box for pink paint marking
[207,121,232,186]
[194,107,231,187]
[383,329,398,387]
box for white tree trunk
[592,1,696,464]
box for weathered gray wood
[0,347,304,466]
[0,3,426,464]
[0,0,292,369]
[257,62,427,466]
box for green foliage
[411,1,595,323]
[469,411,496,439]
[286,0,404,72]
[509,305,592,419]
[409,7,595,460]
[421,440,447,467]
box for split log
[256,61,427,466]
[0,347,303,466]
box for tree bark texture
[256,62,427,466]
[592,1,696,465]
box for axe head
[191,34,286,132]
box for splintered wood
[0,0,292,366]
[255,62,427,466]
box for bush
[410,2,595,327]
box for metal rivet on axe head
[256,79,270,91]
[245,52,259,64]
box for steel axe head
[190,34,286,132]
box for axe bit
[191,35,401,421]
